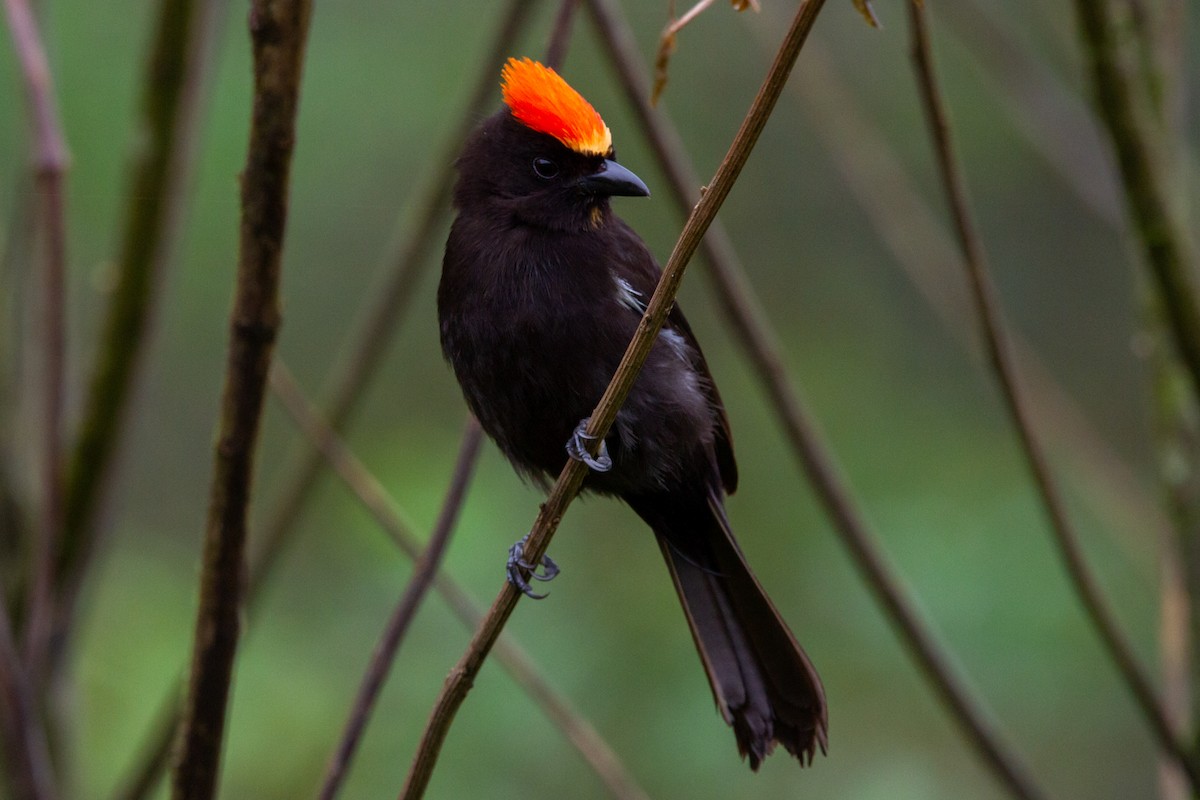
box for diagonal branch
[170,2,313,798]
[398,2,829,797]
[585,1,1047,797]
[907,1,1199,791]
[269,363,651,800]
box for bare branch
[585,1,1047,797]
[398,3,829,797]
[313,403,482,800]
[108,6,541,797]
[4,0,70,681]
[269,362,651,800]
[171,2,313,797]
[908,0,1198,790]
[0,576,56,800]
[1072,0,1200,405]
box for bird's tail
[630,491,827,769]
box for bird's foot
[566,417,612,472]
[506,533,560,600]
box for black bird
[437,57,827,768]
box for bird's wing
[608,220,738,494]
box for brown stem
[1072,0,1200,404]
[270,361,652,800]
[107,7,541,798]
[909,0,1198,791]
[585,1,1048,797]
[0,574,56,800]
[170,2,313,798]
[4,0,70,682]
[314,408,483,800]
[247,0,538,594]
[398,3,828,797]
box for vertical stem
[1073,0,1200,403]
[909,0,1198,790]
[171,2,313,797]
[1123,0,1198,790]
[0,577,57,800]
[108,6,541,796]
[4,0,70,681]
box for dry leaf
[852,0,881,27]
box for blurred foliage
[2,0,1197,798]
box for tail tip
[734,713,828,771]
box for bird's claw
[506,534,560,600]
[566,417,613,472]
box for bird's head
[453,57,649,232]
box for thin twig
[248,0,539,593]
[908,1,1199,791]
[170,2,313,798]
[1072,0,1200,403]
[585,1,1048,797]
[314,405,483,800]
[108,7,540,797]
[5,0,70,681]
[0,574,56,800]
[58,0,212,640]
[398,3,828,797]
[269,362,651,800]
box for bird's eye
[532,157,559,179]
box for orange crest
[501,57,612,156]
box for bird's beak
[579,159,650,198]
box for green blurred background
[2,0,1197,797]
